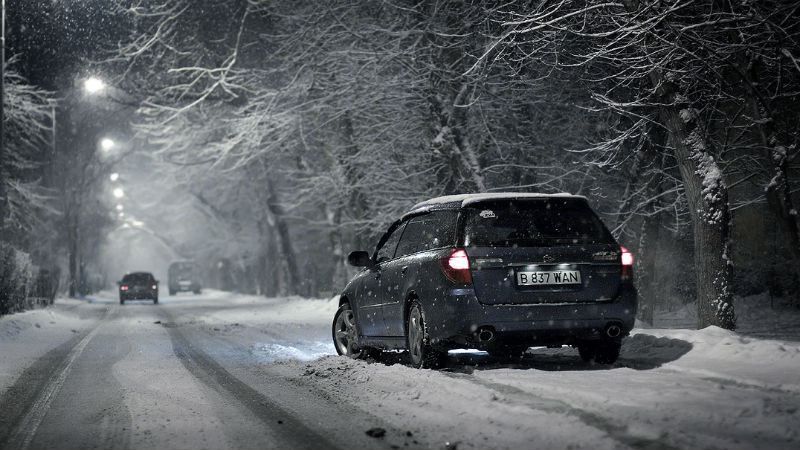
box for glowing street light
[84,77,106,94]
[116,204,124,212]
[112,187,124,199]
[100,138,115,152]
[109,172,119,182]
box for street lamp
[84,77,106,94]
[48,76,112,171]
[100,138,115,152]
[109,172,119,182]
[112,187,124,199]
[116,204,124,212]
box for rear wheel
[595,340,621,364]
[578,342,595,362]
[119,298,125,305]
[407,301,446,369]
[577,340,621,364]
[487,344,529,362]
[169,289,176,296]
[153,297,159,305]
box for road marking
[6,309,108,450]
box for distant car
[119,272,159,305]
[332,193,637,368]
[168,261,202,296]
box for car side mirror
[347,251,373,268]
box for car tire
[578,340,621,364]
[577,342,595,362]
[332,303,367,359]
[153,297,159,305]
[594,340,621,364]
[487,344,528,362]
[406,301,446,369]
[169,290,176,296]
[120,299,125,305]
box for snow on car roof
[409,192,584,212]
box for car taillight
[152,285,158,290]
[441,248,472,284]
[120,285,129,291]
[620,246,634,281]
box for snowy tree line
[0,63,60,313]
[104,0,800,330]
[3,1,797,327]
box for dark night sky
[7,0,127,91]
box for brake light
[152,285,158,290]
[620,246,634,281]
[441,249,472,284]
[120,285,129,291]
[621,246,634,266]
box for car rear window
[463,199,614,247]
[122,273,154,283]
[395,210,458,258]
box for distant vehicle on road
[118,272,159,305]
[333,193,637,368]
[168,260,202,296]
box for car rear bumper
[425,283,637,348]
[120,292,157,300]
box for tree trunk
[659,105,736,329]
[742,83,800,291]
[428,90,487,193]
[67,212,79,298]
[635,211,662,326]
[263,176,302,296]
[326,204,347,293]
[731,23,800,293]
[764,155,800,292]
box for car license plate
[517,270,581,285]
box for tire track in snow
[160,310,341,450]
[0,307,112,450]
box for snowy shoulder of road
[0,298,105,392]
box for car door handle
[401,266,408,275]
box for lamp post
[0,0,7,231]
[48,76,108,183]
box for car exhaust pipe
[477,329,495,343]
[605,324,622,338]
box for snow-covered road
[1,291,798,449]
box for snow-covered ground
[159,290,800,449]
[1,291,798,449]
[0,298,105,393]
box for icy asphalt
[1,291,799,450]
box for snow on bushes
[0,243,59,315]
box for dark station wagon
[332,193,637,368]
